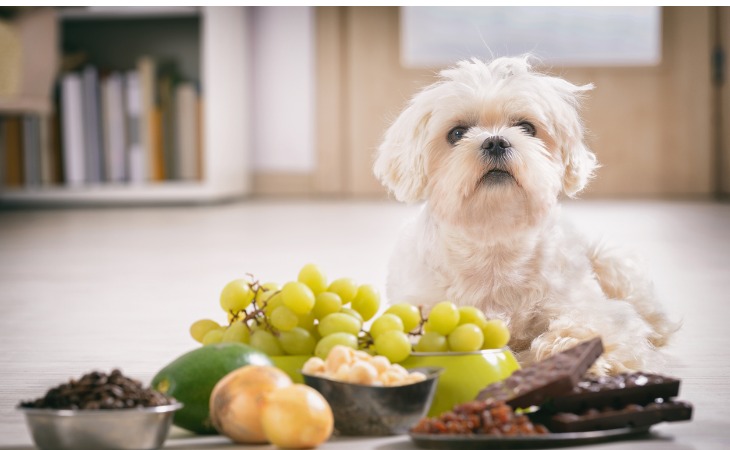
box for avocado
[152,343,272,434]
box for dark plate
[409,426,652,449]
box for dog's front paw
[526,330,660,376]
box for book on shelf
[124,70,146,184]
[138,56,163,182]
[40,112,54,185]
[100,72,126,183]
[60,72,85,186]
[49,111,63,185]
[0,113,59,189]
[158,64,179,181]
[22,115,41,187]
[176,82,200,180]
[2,117,23,187]
[81,66,104,183]
[150,106,164,180]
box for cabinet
[0,6,251,205]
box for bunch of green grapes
[364,301,510,363]
[189,264,382,358]
[189,264,511,364]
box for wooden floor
[0,199,728,449]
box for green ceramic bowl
[400,348,520,416]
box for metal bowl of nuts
[301,346,443,436]
[17,369,182,450]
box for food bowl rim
[301,366,443,390]
[408,347,510,357]
[17,402,183,417]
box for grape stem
[226,278,282,336]
[415,305,426,335]
[358,331,374,349]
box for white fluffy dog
[374,56,678,375]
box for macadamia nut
[302,345,427,386]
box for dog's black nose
[481,136,511,158]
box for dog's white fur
[374,56,678,374]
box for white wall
[401,6,661,67]
[251,6,316,173]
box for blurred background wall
[1,6,728,206]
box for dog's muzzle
[481,136,511,159]
[479,136,515,185]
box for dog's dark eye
[516,121,536,137]
[447,126,468,145]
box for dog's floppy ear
[562,139,598,197]
[373,96,434,203]
[552,80,599,197]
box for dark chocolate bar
[476,337,604,409]
[550,372,681,413]
[549,400,693,432]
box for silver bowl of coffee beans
[18,369,182,450]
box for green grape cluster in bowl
[189,264,511,364]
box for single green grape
[314,332,358,359]
[426,301,460,336]
[327,278,358,304]
[298,263,328,295]
[281,281,316,315]
[317,312,361,337]
[369,313,404,340]
[448,323,484,352]
[221,321,250,344]
[385,303,422,332]
[339,307,364,326]
[248,320,266,335]
[249,330,285,356]
[481,319,511,349]
[279,327,317,355]
[202,328,225,346]
[414,331,448,352]
[255,282,281,308]
[312,292,342,320]
[190,319,221,343]
[220,279,255,314]
[457,306,488,328]
[270,306,299,331]
[263,293,284,316]
[351,284,381,321]
[374,330,412,363]
[297,310,317,334]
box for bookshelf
[0,6,251,206]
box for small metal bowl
[18,403,183,450]
[302,367,441,436]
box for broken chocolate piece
[477,337,604,409]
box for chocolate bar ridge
[477,337,604,409]
[550,372,681,413]
[548,400,693,433]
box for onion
[209,365,292,443]
[261,384,334,448]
